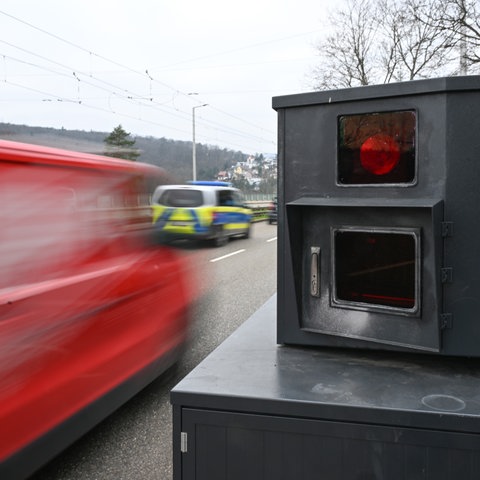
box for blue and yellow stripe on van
[152,205,213,235]
[152,204,251,238]
[213,209,251,232]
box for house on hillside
[216,171,230,181]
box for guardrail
[245,200,272,222]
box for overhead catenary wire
[1,51,273,149]
[0,9,279,152]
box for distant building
[217,171,230,181]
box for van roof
[0,139,163,176]
[151,183,241,206]
[188,180,233,187]
[155,184,240,193]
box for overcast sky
[1,0,339,154]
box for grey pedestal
[171,295,480,479]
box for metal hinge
[441,313,453,329]
[180,432,188,453]
[441,222,454,238]
[441,267,453,283]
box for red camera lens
[338,110,415,184]
[360,134,400,175]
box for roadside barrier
[245,201,272,222]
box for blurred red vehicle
[0,140,194,478]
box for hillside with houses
[0,123,277,195]
[217,153,277,195]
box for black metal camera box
[273,76,480,356]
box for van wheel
[242,225,251,239]
[212,227,227,247]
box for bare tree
[311,0,457,90]
[379,0,453,81]
[414,0,480,73]
[311,0,378,89]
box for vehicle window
[159,189,203,207]
[233,192,244,206]
[218,190,235,206]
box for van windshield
[159,189,203,207]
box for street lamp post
[192,103,208,181]
[192,104,208,181]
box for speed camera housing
[273,76,480,356]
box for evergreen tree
[104,125,140,161]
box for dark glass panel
[335,230,417,310]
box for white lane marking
[267,237,277,243]
[210,249,246,263]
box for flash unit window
[332,228,420,314]
[338,110,416,185]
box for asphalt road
[30,221,277,480]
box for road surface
[31,221,277,480]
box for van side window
[161,189,203,207]
[233,192,244,207]
[218,190,234,206]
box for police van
[151,181,252,246]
